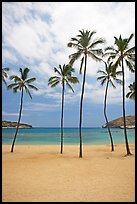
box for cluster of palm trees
[2,29,135,157]
[66,30,135,157]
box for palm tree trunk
[11,88,24,152]
[121,59,132,155]
[79,54,87,158]
[104,80,114,151]
[60,82,65,154]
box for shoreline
[2,144,135,202]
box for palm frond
[67,42,79,49]
[100,78,106,86]
[70,37,80,42]
[97,70,107,75]
[125,46,135,54]
[109,80,116,88]
[49,76,60,81]
[105,46,115,52]
[2,67,10,71]
[127,53,135,62]
[115,71,123,76]
[25,77,36,84]
[88,38,105,49]
[126,82,135,100]
[2,78,7,85]
[2,72,8,78]
[67,76,79,84]
[97,76,106,81]
[13,85,20,93]
[66,81,74,93]
[54,67,61,75]
[48,79,60,86]
[62,64,73,76]
[27,84,38,91]
[88,49,103,56]
[126,92,135,100]
[127,33,134,44]
[88,52,102,62]
[7,83,19,90]
[24,86,32,99]
[49,80,60,88]
[22,67,30,80]
[125,59,135,73]
[2,68,10,84]
[9,75,22,82]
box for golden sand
[2,144,135,202]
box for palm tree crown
[104,34,135,72]
[97,61,122,87]
[48,64,79,91]
[126,82,135,100]
[7,67,38,98]
[67,29,105,72]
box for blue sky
[2,2,135,127]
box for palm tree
[67,29,105,157]
[2,67,10,86]
[48,64,79,154]
[104,34,135,155]
[126,82,135,100]
[97,60,122,151]
[7,67,38,152]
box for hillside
[2,121,32,128]
[102,115,135,128]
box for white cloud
[2,111,25,116]
[2,49,17,64]
[2,2,135,107]
[23,102,60,112]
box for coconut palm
[126,82,135,100]
[48,64,79,154]
[104,34,135,155]
[67,29,105,157]
[7,67,38,152]
[97,60,122,151]
[2,67,10,86]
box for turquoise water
[2,127,135,145]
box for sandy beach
[2,144,135,202]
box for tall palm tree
[48,64,79,154]
[7,67,38,152]
[67,29,105,157]
[126,82,135,100]
[2,67,10,86]
[97,61,122,151]
[104,34,135,155]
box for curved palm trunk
[60,82,65,154]
[11,88,24,152]
[79,54,87,158]
[121,59,132,155]
[104,80,114,151]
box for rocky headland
[2,121,32,128]
[102,115,135,129]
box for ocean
[2,127,135,145]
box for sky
[2,2,135,127]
